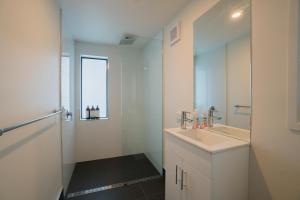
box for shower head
[119,34,137,45]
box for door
[181,161,211,200]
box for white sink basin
[208,124,250,142]
[165,128,249,153]
[177,129,232,146]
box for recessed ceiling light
[231,11,243,19]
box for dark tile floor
[66,154,165,200]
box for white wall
[0,0,62,199]
[75,42,123,162]
[61,16,76,193]
[249,0,300,199]
[143,35,163,173]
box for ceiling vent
[119,34,136,45]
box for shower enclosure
[59,28,164,194]
[120,34,163,173]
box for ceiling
[60,0,191,45]
[194,0,251,55]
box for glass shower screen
[120,35,163,173]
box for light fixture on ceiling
[231,10,243,19]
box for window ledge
[80,118,109,121]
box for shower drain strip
[67,175,162,199]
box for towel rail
[0,110,62,136]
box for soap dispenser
[86,106,90,119]
[96,106,100,118]
[192,111,199,129]
[91,106,95,119]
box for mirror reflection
[194,0,251,130]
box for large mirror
[288,0,300,131]
[193,0,251,130]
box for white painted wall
[143,35,163,173]
[249,0,300,199]
[0,0,62,199]
[74,42,123,162]
[61,15,76,193]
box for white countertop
[164,127,250,154]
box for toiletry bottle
[200,112,207,129]
[96,106,100,118]
[91,106,95,119]
[192,111,199,129]
[86,106,90,119]
[176,111,181,128]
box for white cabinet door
[165,148,182,200]
[181,161,211,200]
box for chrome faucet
[180,111,193,129]
[207,106,221,127]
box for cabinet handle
[175,165,178,184]
[181,169,184,190]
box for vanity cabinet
[165,132,249,200]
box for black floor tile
[140,177,165,197]
[66,154,165,200]
[67,154,160,194]
[146,193,165,200]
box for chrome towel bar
[0,110,62,136]
[233,105,251,108]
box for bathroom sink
[165,128,249,153]
[208,124,250,142]
[177,129,232,146]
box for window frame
[80,55,109,120]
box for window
[61,56,71,113]
[81,56,108,119]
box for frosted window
[81,57,108,119]
[61,56,70,112]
